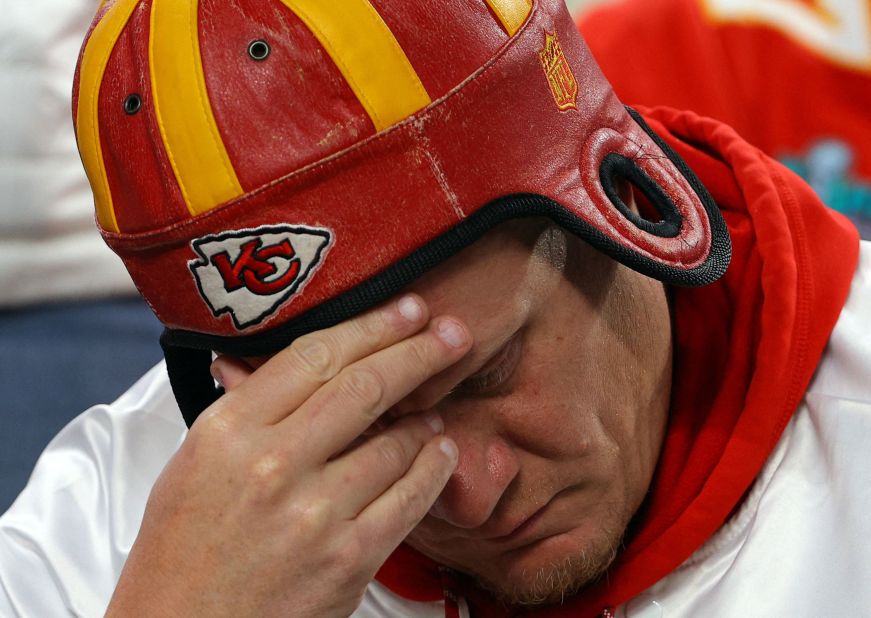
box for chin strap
[161,334,223,428]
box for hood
[372,106,860,616]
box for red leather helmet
[74,0,730,425]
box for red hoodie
[372,107,859,616]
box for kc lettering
[211,238,301,295]
[190,225,333,330]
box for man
[0,0,868,616]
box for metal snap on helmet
[73,0,730,426]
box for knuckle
[287,496,334,537]
[372,434,409,471]
[352,310,385,342]
[341,367,385,410]
[190,398,238,441]
[394,483,427,524]
[406,337,436,376]
[245,449,289,500]
[288,335,338,381]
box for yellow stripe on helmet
[76,0,141,232]
[484,0,532,36]
[278,0,431,132]
[150,0,243,218]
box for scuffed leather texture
[367,0,509,97]
[101,1,189,232]
[82,0,725,338]
[198,0,375,193]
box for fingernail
[209,363,225,387]
[398,295,423,322]
[437,319,468,348]
[439,437,458,461]
[424,412,444,435]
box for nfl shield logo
[538,32,578,111]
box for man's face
[392,217,673,605]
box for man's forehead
[404,219,566,314]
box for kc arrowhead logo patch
[189,225,333,330]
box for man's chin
[469,530,622,607]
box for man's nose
[429,431,520,529]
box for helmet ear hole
[599,152,683,238]
[631,184,663,225]
[613,175,638,215]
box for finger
[355,436,458,568]
[326,411,444,519]
[210,356,254,392]
[222,294,429,425]
[284,316,471,460]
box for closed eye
[455,331,523,397]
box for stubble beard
[474,525,624,608]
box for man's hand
[106,295,469,617]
